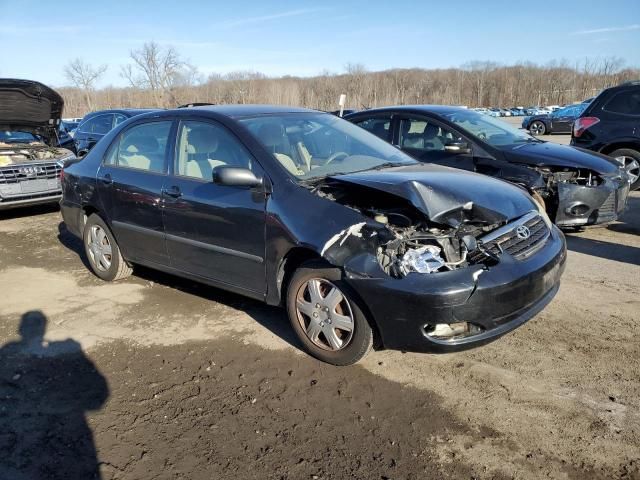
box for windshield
[239,113,416,180]
[440,109,537,147]
[0,130,39,144]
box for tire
[286,261,373,365]
[83,213,132,281]
[609,148,640,191]
[529,120,546,136]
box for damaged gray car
[0,79,75,210]
[61,106,566,365]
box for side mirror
[213,166,263,188]
[444,141,472,155]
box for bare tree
[121,42,192,107]
[57,55,639,117]
[63,58,107,111]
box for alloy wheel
[295,278,355,351]
[617,155,640,185]
[529,121,545,135]
[87,225,113,271]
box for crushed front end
[533,166,629,228]
[313,176,566,353]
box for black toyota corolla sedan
[60,105,566,365]
[345,106,630,228]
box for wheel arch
[600,142,640,156]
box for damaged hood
[501,141,620,174]
[0,79,64,143]
[329,164,536,227]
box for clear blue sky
[2,0,639,87]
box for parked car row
[1,77,636,366]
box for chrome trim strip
[166,233,264,264]
[477,210,539,244]
[112,220,264,264]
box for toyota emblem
[516,225,531,240]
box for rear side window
[80,114,113,134]
[354,116,392,141]
[113,114,128,127]
[603,90,640,116]
[112,121,172,173]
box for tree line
[60,42,639,117]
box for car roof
[345,105,468,117]
[83,108,160,119]
[175,104,322,117]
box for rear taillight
[573,116,600,138]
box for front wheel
[610,148,640,190]
[286,262,373,365]
[529,120,546,136]
[83,213,132,281]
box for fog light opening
[423,322,484,340]
[565,203,590,216]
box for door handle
[98,173,113,185]
[163,186,182,198]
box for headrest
[423,124,440,139]
[258,123,285,148]
[188,127,219,153]
[124,135,159,153]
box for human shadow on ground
[0,311,108,480]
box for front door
[96,119,174,266]
[162,119,267,294]
[397,116,477,171]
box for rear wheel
[529,120,546,136]
[286,262,373,365]
[610,148,640,190]
[83,214,132,281]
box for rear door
[162,118,267,294]
[96,119,174,266]
[350,114,394,142]
[551,106,577,133]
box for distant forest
[59,42,639,116]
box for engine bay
[0,144,64,167]
[314,181,501,278]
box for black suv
[571,81,640,190]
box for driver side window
[399,118,461,152]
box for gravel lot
[1,131,639,479]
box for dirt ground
[1,134,639,479]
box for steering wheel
[324,151,349,165]
[477,132,487,140]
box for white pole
[338,94,346,117]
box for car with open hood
[60,105,566,365]
[0,79,76,211]
[345,106,630,228]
